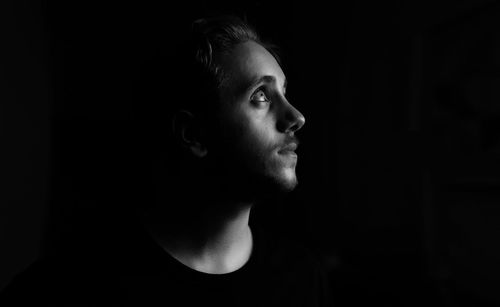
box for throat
[144,204,254,274]
[180,226,253,274]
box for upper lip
[278,142,298,153]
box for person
[0,15,332,306]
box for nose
[276,98,305,134]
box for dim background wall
[2,1,500,306]
[0,0,51,293]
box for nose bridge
[277,95,305,133]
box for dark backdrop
[2,1,500,306]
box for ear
[171,110,208,158]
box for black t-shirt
[1,220,333,306]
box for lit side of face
[210,40,305,194]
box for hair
[189,15,281,99]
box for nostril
[288,110,305,133]
[297,114,305,129]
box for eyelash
[251,87,271,105]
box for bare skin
[144,204,253,274]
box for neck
[143,198,254,274]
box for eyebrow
[244,75,287,94]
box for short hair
[189,15,281,100]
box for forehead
[218,41,285,95]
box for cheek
[215,105,279,164]
[238,116,277,154]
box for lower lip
[278,151,298,159]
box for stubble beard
[219,154,298,202]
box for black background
[2,0,500,306]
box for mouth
[278,142,299,155]
[279,151,298,160]
[277,142,298,158]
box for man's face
[208,40,305,195]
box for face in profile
[208,40,305,196]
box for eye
[250,88,270,107]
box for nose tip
[287,107,305,133]
[295,112,305,131]
[277,96,306,134]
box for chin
[264,168,298,195]
[223,157,299,198]
[278,177,298,193]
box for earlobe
[172,110,208,158]
[190,144,208,158]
